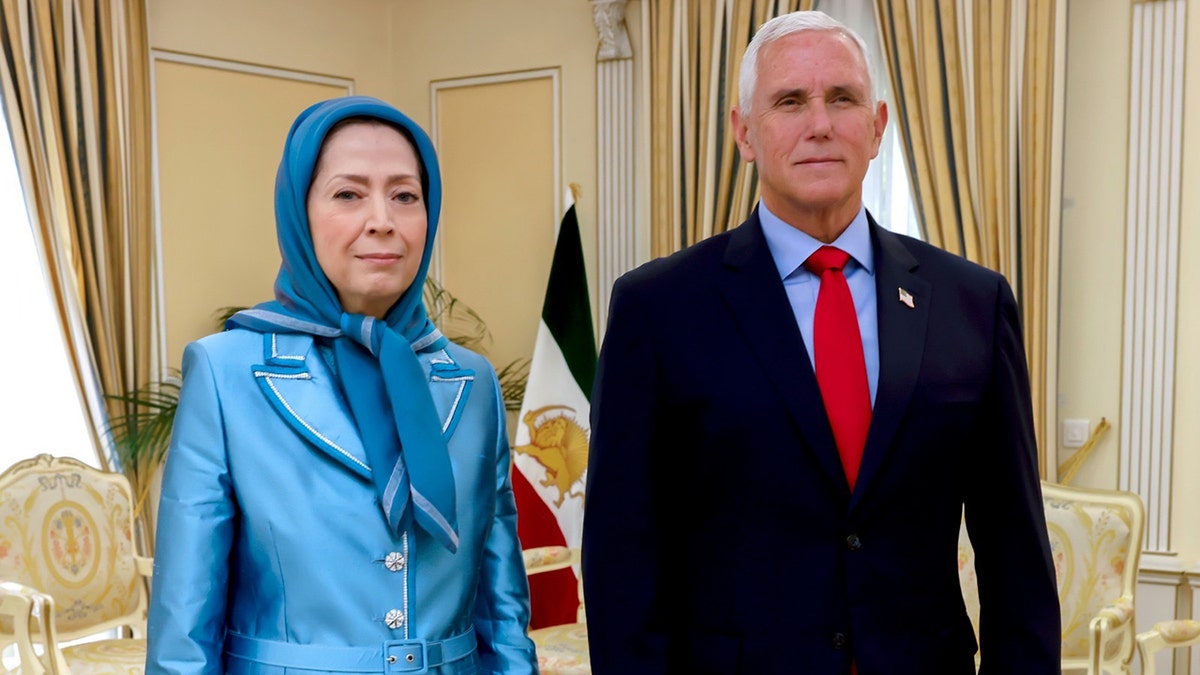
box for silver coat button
[384,609,405,629]
[384,552,406,572]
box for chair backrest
[0,454,146,641]
[959,481,1144,658]
[1042,481,1143,658]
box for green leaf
[104,372,180,479]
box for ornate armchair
[523,546,589,674]
[1136,619,1200,675]
[0,454,152,675]
[959,481,1145,674]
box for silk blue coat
[146,328,537,675]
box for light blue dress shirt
[759,202,879,405]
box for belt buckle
[383,639,428,674]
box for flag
[512,188,596,628]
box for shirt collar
[759,202,875,280]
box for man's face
[732,30,887,230]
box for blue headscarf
[228,96,458,552]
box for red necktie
[804,246,872,490]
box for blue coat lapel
[717,211,849,496]
[421,348,476,439]
[253,333,372,479]
[850,221,931,510]
[252,334,479,481]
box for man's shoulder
[615,228,736,294]
[878,227,1005,288]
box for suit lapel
[850,221,931,509]
[253,333,372,479]
[717,212,849,495]
[253,333,480,481]
[422,348,476,440]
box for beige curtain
[875,0,1059,474]
[649,0,815,258]
[0,1,154,471]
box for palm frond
[213,306,247,326]
[424,277,491,352]
[104,373,181,476]
[497,358,530,412]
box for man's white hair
[738,10,877,113]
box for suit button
[846,534,862,551]
[832,632,848,649]
[384,552,406,571]
[384,609,405,629]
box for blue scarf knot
[340,313,384,355]
[334,312,458,552]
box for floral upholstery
[0,454,150,675]
[524,546,590,674]
[1150,619,1200,644]
[531,623,590,675]
[523,546,574,572]
[959,481,1144,675]
[12,639,149,675]
[1136,619,1200,675]
[957,522,981,644]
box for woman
[146,96,537,674]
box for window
[0,113,99,469]
[818,0,922,239]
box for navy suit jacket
[582,210,1060,674]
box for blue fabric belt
[224,628,477,673]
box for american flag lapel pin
[898,287,915,309]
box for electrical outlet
[1062,419,1090,449]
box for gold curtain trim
[0,0,155,477]
[877,0,1061,475]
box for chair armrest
[135,554,154,578]
[1144,619,1200,647]
[1087,595,1135,670]
[1095,595,1135,630]
[0,581,69,675]
[523,546,576,575]
[1136,620,1200,675]
[0,581,52,634]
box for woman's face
[307,121,427,319]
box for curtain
[649,0,815,257]
[875,0,1060,474]
[0,1,154,473]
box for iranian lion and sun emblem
[514,405,589,507]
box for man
[582,10,1060,675]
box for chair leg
[1136,642,1156,675]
